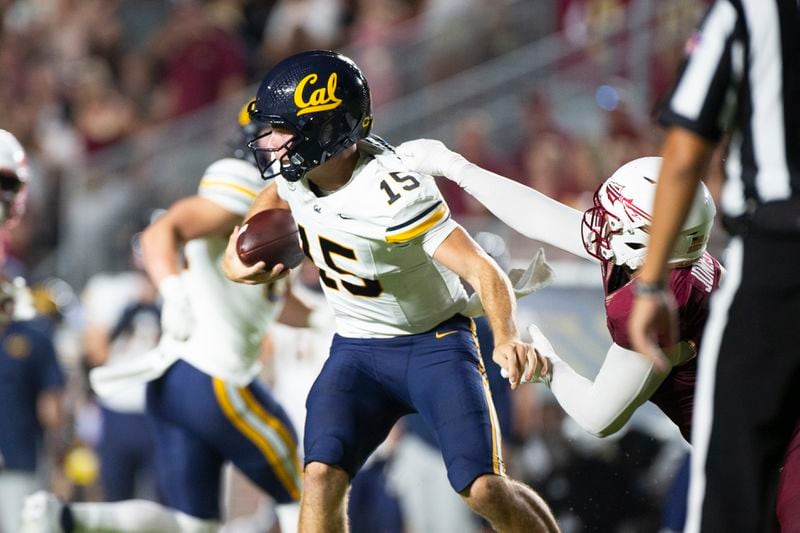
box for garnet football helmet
[581,157,716,269]
[248,50,373,181]
[0,129,29,224]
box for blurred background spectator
[0,278,66,533]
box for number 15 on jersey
[297,225,383,298]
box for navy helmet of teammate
[231,98,264,165]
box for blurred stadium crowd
[0,0,718,531]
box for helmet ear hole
[318,120,335,148]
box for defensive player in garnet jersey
[557,156,720,441]
[400,148,720,440]
[223,50,559,533]
[399,140,800,530]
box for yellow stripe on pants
[469,320,505,476]
[212,379,301,500]
[238,386,303,479]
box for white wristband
[158,274,184,299]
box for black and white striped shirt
[659,0,800,219]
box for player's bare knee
[303,462,348,496]
[460,474,510,511]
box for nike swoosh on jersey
[434,330,458,339]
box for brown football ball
[236,209,305,270]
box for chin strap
[461,248,554,317]
[625,256,646,270]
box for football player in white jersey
[222,50,559,533]
[22,104,303,533]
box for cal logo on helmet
[294,73,343,116]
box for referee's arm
[638,130,715,288]
[628,128,715,365]
[628,0,739,362]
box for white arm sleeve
[548,342,670,437]
[450,159,596,262]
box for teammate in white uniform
[22,104,302,533]
[223,50,558,533]
[154,152,288,384]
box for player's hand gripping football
[395,139,465,182]
[222,225,288,285]
[494,339,550,390]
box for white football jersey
[169,158,284,384]
[276,140,467,338]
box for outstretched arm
[397,139,595,262]
[141,196,242,286]
[630,128,714,367]
[530,325,671,438]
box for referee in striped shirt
[629,1,800,531]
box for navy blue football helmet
[248,50,373,181]
[231,97,261,164]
